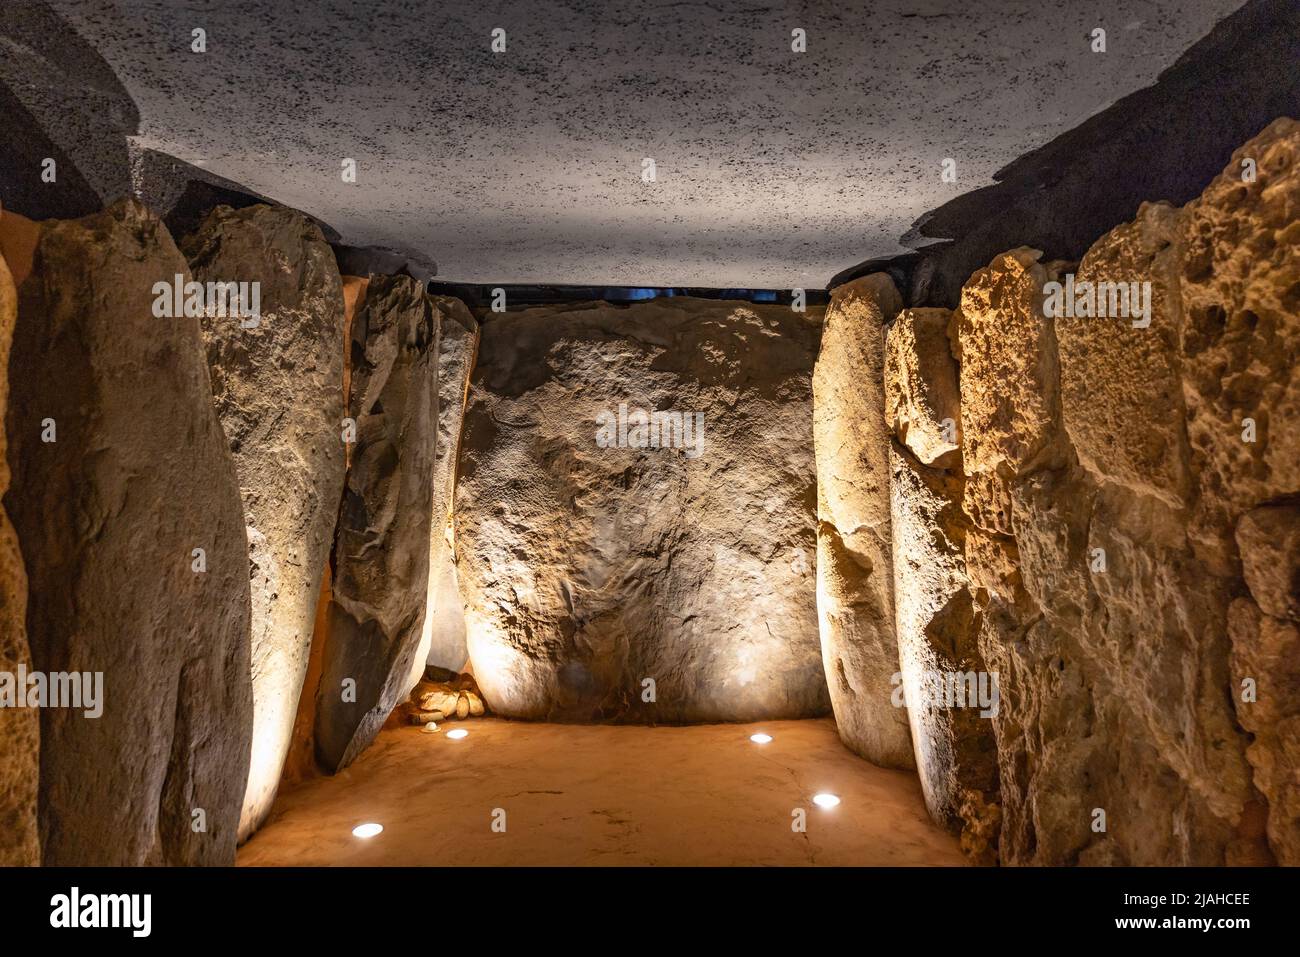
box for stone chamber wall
[0,120,1295,866]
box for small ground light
[352,823,383,838]
[812,793,841,809]
[750,733,772,744]
[446,728,469,740]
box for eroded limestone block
[5,199,251,865]
[315,274,437,771]
[1058,202,1191,507]
[412,295,479,680]
[952,248,1065,488]
[889,443,997,860]
[457,298,829,722]
[1229,596,1300,865]
[813,275,913,766]
[1236,504,1300,622]
[884,308,961,467]
[0,231,38,866]
[182,203,347,841]
[1181,118,1300,571]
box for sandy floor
[238,717,965,866]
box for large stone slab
[884,308,961,467]
[884,306,998,861]
[457,298,829,722]
[1181,117,1300,572]
[412,295,479,679]
[314,275,438,770]
[1058,202,1191,507]
[813,275,913,767]
[0,226,38,866]
[182,203,347,841]
[5,199,252,865]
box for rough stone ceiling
[50,0,1245,288]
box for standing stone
[0,230,38,866]
[5,199,252,865]
[1181,117,1300,573]
[813,275,913,767]
[456,299,829,722]
[181,204,347,841]
[410,295,479,682]
[315,275,438,771]
[884,308,961,467]
[885,308,998,861]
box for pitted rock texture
[957,243,1261,866]
[1059,201,1191,507]
[1181,117,1300,573]
[884,308,961,467]
[1228,596,1300,865]
[1236,505,1300,622]
[937,120,1300,864]
[182,203,347,842]
[4,199,252,865]
[456,298,829,722]
[413,295,479,679]
[315,274,438,771]
[0,233,38,866]
[884,307,998,862]
[813,275,913,767]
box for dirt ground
[238,717,965,866]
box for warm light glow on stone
[446,728,469,740]
[750,733,773,744]
[352,822,383,838]
[813,793,841,809]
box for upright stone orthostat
[813,275,914,768]
[314,275,438,771]
[5,199,252,865]
[456,298,829,722]
[182,203,347,841]
[411,295,479,681]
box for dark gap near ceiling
[424,282,829,312]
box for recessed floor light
[750,733,773,744]
[352,822,383,838]
[446,728,469,740]
[812,793,841,809]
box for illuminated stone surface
[5,199,252,865]
[813,275,913,768]
[182,203,347,841]
[315,275,438,771]
[413,296,479,677]
[456,298,829,722]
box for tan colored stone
[1181,118,1300,571]
[6,199,252,865]
[457,298,829,722]
[182,204,348,842]
[1228,597,1300,865]
[1235,504,1300,622]
[952,248,1065,485]
[1059,202,1191,507]
[884,308,960,467]
[0,230,38,866]
[889,442,996,856]
[411,296,479,682]
[814,274,913,768]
